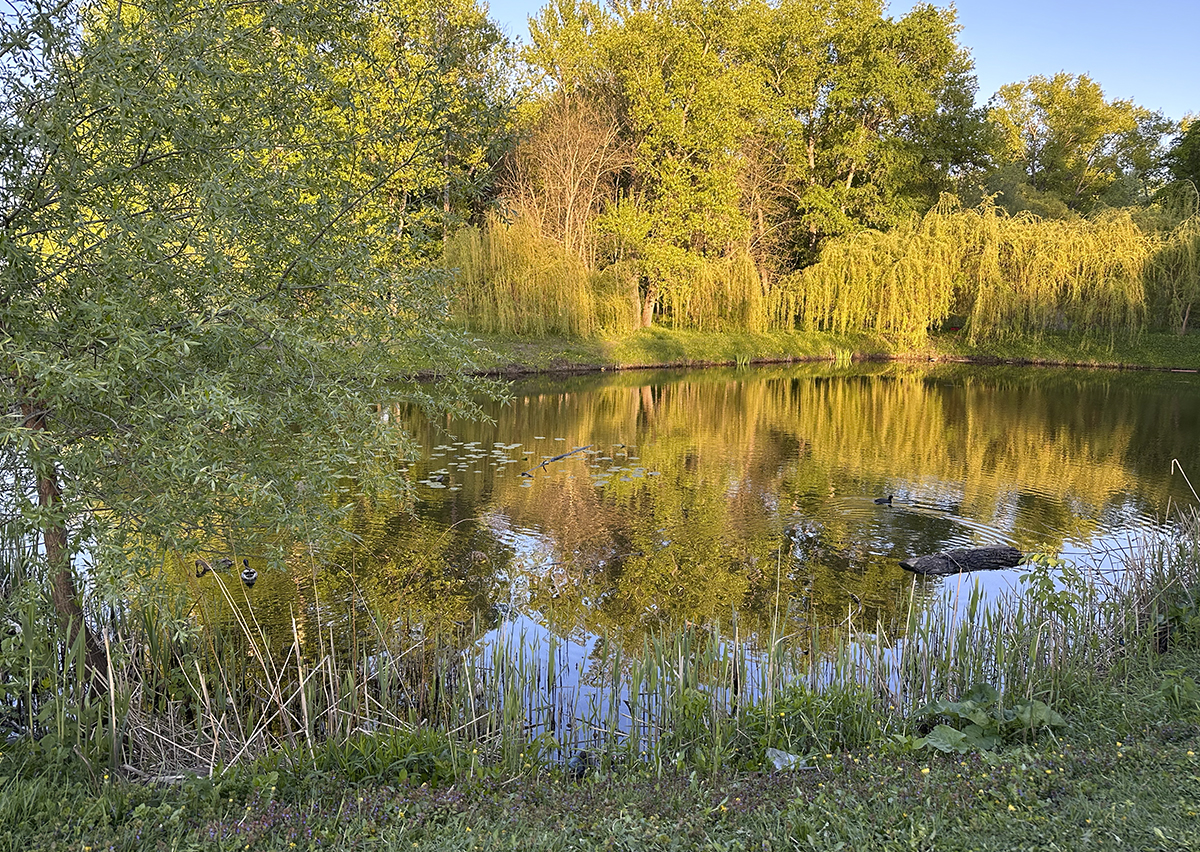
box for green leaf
[1014,700,1067,729]
[963,683,1001,706]
[922,724,970,754]
[961,724,1000,751]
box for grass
[4,508,1200,849]
[471,328,895,374]
[934,328,1200,370]
[7,495,1200,773]
[2,639,1198,851]
[464,326,1200,375]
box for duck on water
[195,556,257,587]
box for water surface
[197,362,1200,662]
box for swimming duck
[195,557,234,578]
[240,558,258,588]
[873,495,893,505]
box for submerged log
[900,545,1023,576]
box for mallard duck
[240,558,258,588]
[195,557,234,578]
[873,495,893,505]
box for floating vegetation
[411,430,662,496]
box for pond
[211,360,1200,663]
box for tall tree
[987,72,1172,214]
[1167,116,1200,192]
[405,0,514,235]
[1,0,487,672]
[504,94,629,263]
[596,0,756,324]
[504,0,986,329]
[738,0,979,263]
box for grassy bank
[468,327,1200,375]
[3,640,1198,851]
[3,508,1200,849]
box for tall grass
[3,503,1198,781]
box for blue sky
[485,0,1198,122]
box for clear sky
[485,0,1198,122]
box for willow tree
[1,0,487,673]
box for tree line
[450,0,1200,339]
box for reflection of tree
[186,362,1194,665]
[403,363,1196,651]
[318,495,509,639]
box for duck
[565,749,594,781]
[195,557,234,578]
[240,558,258,588]
[873,495,893,505]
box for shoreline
[462,328,1200,377]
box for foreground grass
[4,643,1198,852]
[468,328,1200,374]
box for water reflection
[191,362,1200,659]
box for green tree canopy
[986,72,1173,215]
[1,0,494,657]
[740,0,982,262]
[1167,116,1200,191]
[508,0,984,326]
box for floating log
[900,545,1023,576]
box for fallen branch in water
[521,445,594,478]
[900,545,1023,576]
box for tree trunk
[22,403,107,686]
[443,130,451,241]
[641,291,656,329]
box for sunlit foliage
[788,198,1200,342]
[0,0,501,643]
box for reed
[2,501,1197,780]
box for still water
[217,361,1200,659]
